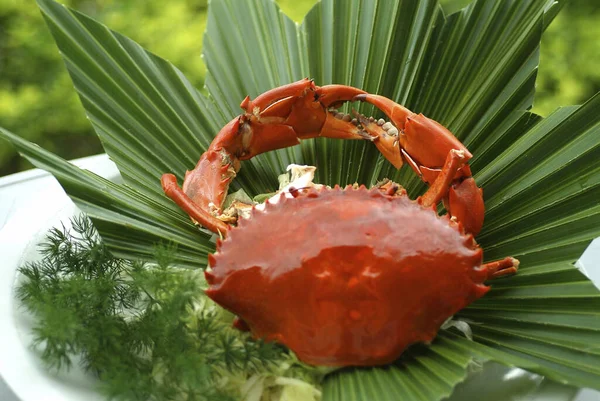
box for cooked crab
[161,79,518,366]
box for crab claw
[354,94,472,173]
[240,78,315,115]
[354,93,485,237]
[239,79,370,143]
[163,80,374,234]
[316,84,367,108]
[239,80,366,120]
[354,94,413,130]
[354,111,403,168]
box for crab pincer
[354,93,485,235]
[161,79,370,235]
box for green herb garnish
[17,216,323,401]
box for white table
[1,154,599,401]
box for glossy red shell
[205,186,489,366]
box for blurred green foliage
[0,0,209,175]
[0,0,598,176]
[535,1,600,115]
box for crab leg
[482,257,520,279]
[470,257,520,283]
[418,149,467,208]
[447,177,484,238]
[161,174,228,234]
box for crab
[161,79,519,367]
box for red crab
[161,79,519,367]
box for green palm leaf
[1,0,600,400]
[0,128,212,266]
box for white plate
[0,155,121,401]
[0,155,598,401]
[0,201,104,401]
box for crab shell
[205,186,489,367]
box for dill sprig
[16,215,306,401]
